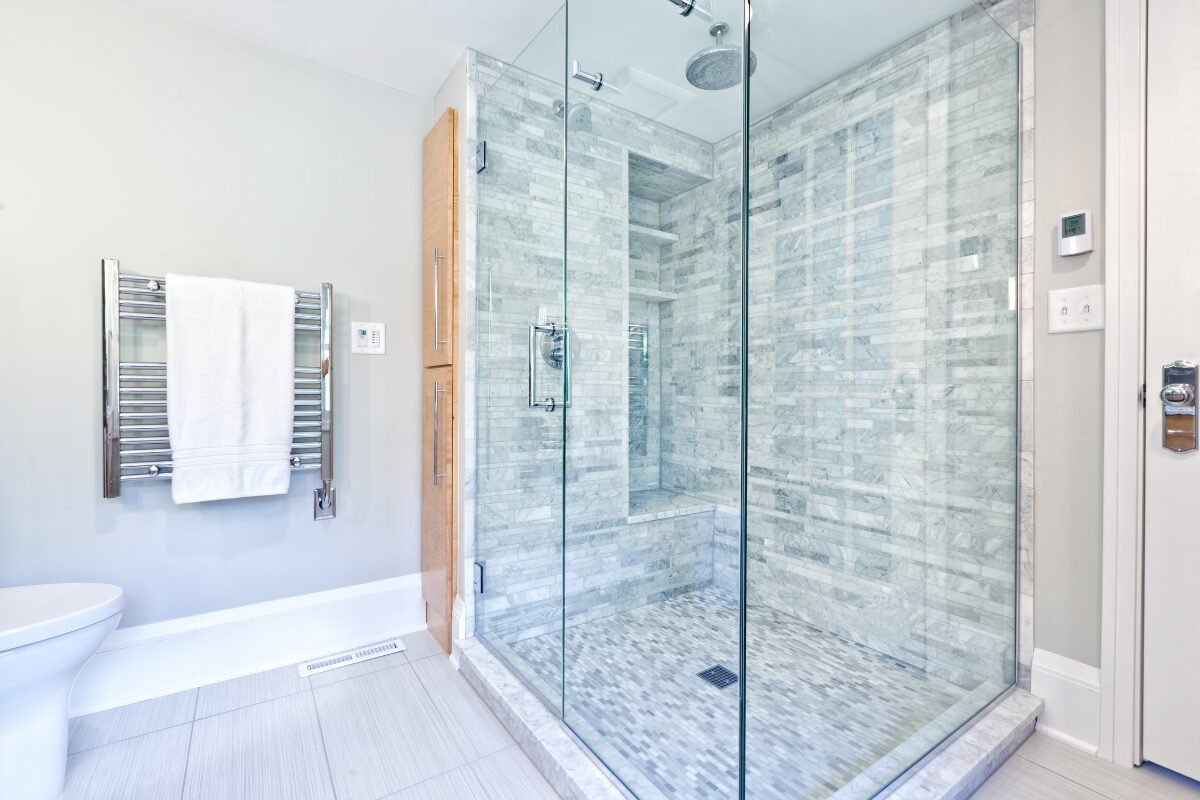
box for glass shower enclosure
[473,1,1020,797]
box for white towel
[166,273,296,504]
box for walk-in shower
[472,0,1021,796]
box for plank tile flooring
[63,630,559,800]
[971,733,1200,800]
[63,627,1200,800]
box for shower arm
[665,0,713,20]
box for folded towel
[166,273,296,503]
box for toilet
[0,583,124,800]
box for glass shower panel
[472,21,568,713]
[561,1,746,796]
[743,3,1020,797]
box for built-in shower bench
[627,488,716,524]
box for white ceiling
[118,0,565,98]
[514,0,982,141]
[120,0,992,141]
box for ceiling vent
[609,66,695,119]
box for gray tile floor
[499,587,1003,800]
[64,629,559,800]
[971,733,1200,800]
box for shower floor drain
[697,665,739,689]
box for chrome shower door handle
[432,246,448,351]
[528,322,570,411]
[432,382,448,484]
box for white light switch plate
[351,321,385,354]
[1047,285,1104,333]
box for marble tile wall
[468,0,1034,690]
[471,52,719,647]
[656,6,1023,685]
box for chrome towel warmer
[100,259,336,520]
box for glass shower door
[473,29,569,714]
[561,1,746,797]
[475,0,1021,797]
[742,3,1021,797]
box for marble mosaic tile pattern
[657,7,1021,685]
[503,587,1004,800]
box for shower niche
[625,151,712,521]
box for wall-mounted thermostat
[351,321,385,355]
[1058,209,1093,256]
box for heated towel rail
[100,259,336,519]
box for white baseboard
[1031,647,1101,754]
[71,574,425,717]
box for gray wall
[0,0,431,626]
[1033,0,1106,668]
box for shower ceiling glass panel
[472,1,1020,797]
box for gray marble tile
[409,654,514,760]
[307,651,408,689]
[459,637,645,800]
[183,691,334,800]
[194,663,310,719]
[64,723,191,800]
[68,689,197,754]
[313,664,469,799]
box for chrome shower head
[686,22,756,91]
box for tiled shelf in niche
[629,286,678,304]
[629,223,679,246]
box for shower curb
[883,689,1043,800]
[460,634,1041,800]
[457,637,630,800]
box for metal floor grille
[697,664,739,689]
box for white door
[1143,0,1200,780]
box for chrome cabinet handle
[432,382,448,484]
[432,247,449,352]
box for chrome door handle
[432,382,448,483]
[1161,360,1198,452]
[528,322,571,411]
[1161,383,1195,407]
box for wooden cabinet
[421,108,459,654]
[421,367,455,654]
[423,108,457,369]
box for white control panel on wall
[351,321,385,354]
[1047,285,1104,333]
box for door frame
[1100,0,1147,766]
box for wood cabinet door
[423,108,457,368]
[421,366,455,653]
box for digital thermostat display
[1063,213,1086,237]
[1058,209,1093,257]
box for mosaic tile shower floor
[500,587,1006,800]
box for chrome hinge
[1140,383,1147,408]
[473,562,484,595]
